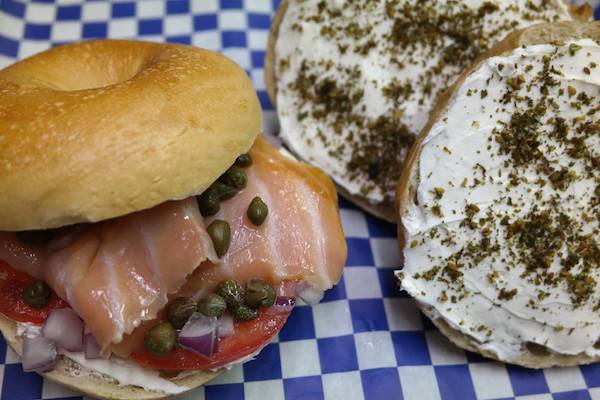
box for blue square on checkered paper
[361,368,402,400]
[346,238,374,266]
[243,343,282,381]
[194,15,218,31]
[378,269,407,298]
[112,2,135,18]
[83,23,108,39]
[24,23,50,40]
[167,0,190,14]
[0,336,6,361]
[507,365,549,396]
[222,31,247,47]
[220,0,243,9]
[0,36,19,58]
[279,305,315,341]
[257,90,273,110]
[139,19,163,35]
[322,277,346,302]
[0,0,25,18]
[595,6,600,20]
[581,363,600,387]
[56,5,81,21]
[553,390,591,400]
[2,364,44,400]
[420,312,438,331]
[435,365,476,400]
[392,331,431,365]
[318,335,358,373]
[284,376,324,400]
[248,13,271,29]
[349,299,388,332]
[366,215,397,238]
[167,36,192,44]
[205,383,244,400]
[251,50,265,68]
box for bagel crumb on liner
[0,40,348,398]
[265,0,591,222]
[396,21,600,368]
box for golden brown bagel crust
[0,40,261,231]
[0,313,219,399]
[396,21,600,368]
[265,0,591,223]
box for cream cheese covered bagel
[0,40,347,398]
[265,0,591,221]
[396,21,600,368]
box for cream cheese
[400,39,600,362]
[275,0,574,205]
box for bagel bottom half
[0,314,219,399]
[396,21,600,369]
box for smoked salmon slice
[0,136,347,357]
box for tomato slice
[130,310,290,370]
[0,261,68,324]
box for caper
[167,297,197,329]
[234,153,252,168]
[231,304,260,321]
[16,230,54,246]
[197,190,220,217]
[211,182,238,201]
[219,166,247,189]
[247,196,268,226]
[23,280,51,309]
[216,279,243,308]
[207,220,231,257]
[244,279,276,308]
[144,322,177,357]
[197,294,227,318]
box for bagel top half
[0,40,261,231]
[396,21,600,368]
[265,0,591,222]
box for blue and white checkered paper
[0,1,599,399]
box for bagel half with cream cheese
[265,0,591,222]
[0,40,347,398]
[396,21,600,368]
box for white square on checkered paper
[340,209,369,238]
[426,331,467,365]
[192,31,222,51]
[371,238,401,267]
[1,15,25,40]
[0,55,13,69]
[82,2,110,21]
[345,267,382,299]
[354,331,396,370]
[245,380,284,399]
[313,300,353,338]
[52,22,82,42]
[280,339,321,378]
[589,387,600,400]
[164,15,192,36]
[137,1,165,18]
[25,4,56,24]
[398,366,441,400]
[544,366,586,393]
[18,41,50,59]
[191,0,219,13]
[322,371,365,400]
[384,298,423,331]
[247,31,268,50]
[515,395,553,400]
[221,48,250,69]
[219,10,247,30]
[108,20,137,38]
[244,0,273,13]
[469,362,513,399]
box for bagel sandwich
[0,40,347,398]
[396,21,600,368]
[265,0,592,222]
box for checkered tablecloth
[0,1,599,399]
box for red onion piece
[266,296,296,315]
[217,314,235,337]
[178,313,218,357]
[84,333,101,359]
[295,283,324,305]
[42,308,83,352]
[22,334,56,373]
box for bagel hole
[525,341,550,356]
